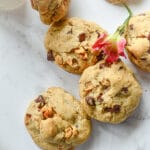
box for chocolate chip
[35,95,45,109]
[47,51,55,61]
[25,114,32,125]
[121,87,128,93]
[113,105,121,113]
[104,105,120,113]
[104,107,113,113]
[96,30,101,38]
[97,51,105,61]
[118,66,124,70]
[79,33,86,42]
[67,29,73,34]
[99,63,105,69]
[35,95,45,103]
[97,94,103,103]
[129,24,134,30]
[26,113,32,118]
[85,96,95,106]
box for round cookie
[30,0,70,24]
[45,17,107,74]
[125,11,150,72]
[79,60,142,124]
[24,87,91,150]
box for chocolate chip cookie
[125,11,150,72]
[45,17,107,74]
[79,60,142,124]
[30,0,70,24]
[25,87,91,150]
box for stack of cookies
[25,0,150,150]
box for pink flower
[92,33,126,63]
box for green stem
[115,4,133,35]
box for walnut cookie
[24,87,91,150]
[45,17,107,74]
[125,11,150,72]
[79,60,142,124]
[30,0,70,24]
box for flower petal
[117,38,126,58]
[92,33,108,50]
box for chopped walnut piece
[85,96,95,106]
[101,78,111,89]
[41,107,55,119]
[65,127,73,139]
[55,55,63,65]
[79,33,86,42]
[25,114,32,125]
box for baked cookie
[79,60,142,124]
[106,0,127,4]
[45,17,107,74]
[30,0,70,24]
[125,11,150,72]
[25,87,91,150]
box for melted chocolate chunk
[97,51,105,61]
[99,63,105,69]
[67,29,73,34]
[118,66,124,70]
[121,87,128,93]
[79,33,86,42]
[97,94,103,103]
[129,24,134,30]
[47,51,55,61]
[85,96,95,106]
[113,105,121,113]
[35,95,46,109]
[26,113,32,118]
[104,105,121,113]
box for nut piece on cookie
[30,0,70,24]
[45,17,107,74]
[24,87,91,150]
[125,11,150,72]
[79,60,142,124]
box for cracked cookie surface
[125,11,150,72]
[79,60,142,124]
[45,17,107,74]
[30,0,70,24]
[25,87,91,150]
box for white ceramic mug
[0,0,25,10]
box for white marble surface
[0,0,150,150]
